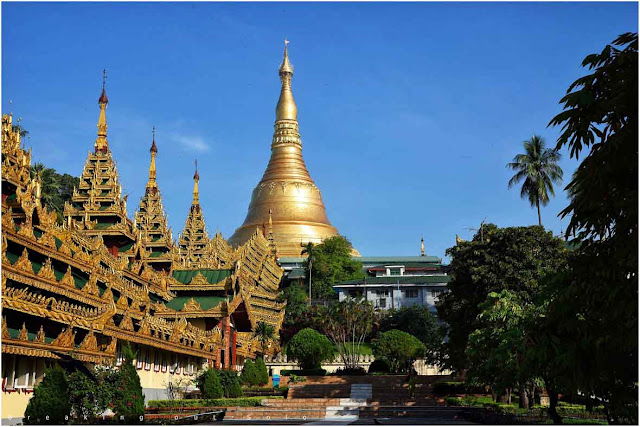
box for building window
[378,298,386,308]
[376,290,389,297]
[116,344,123,366]
[154,351,160,372]
[430,289,443,298]
[348,290,362,298]
[404,289,419,298]
[170,355,178,374]
[388,268,402,276]
[136,348,144,370]
[161,353,168,373]
[145,349,152,371]
[14,357,38,389]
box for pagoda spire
[148,127,158,188]
[95,69,109,154]
[420,235,425,256]
[228,41,356,257]
[193,159,200,204]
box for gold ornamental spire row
[275,39,297,124]
[95,69,109,154]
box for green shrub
[68,366,118,421]
[147,396,282,408]
[113,343,145,422]
[280,368,326,376]
[333,367,366,375]
[218,370,243,398]
[240,360,260,386]
[372,329,425,373]
[254,358,269,386]
[24,366,71,424]
[286,328,335,370]
[197,369,223,399]
[288,374,306,384]
[367,359,390,374]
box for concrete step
[261,398,340,407]
[224,407,326,421]
[350,383,372,400]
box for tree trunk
[537,200,542,227]
[519,388,530,409]
[547,385,562,424]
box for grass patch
[340,342,373,355]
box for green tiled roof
[334,275,451,286]
[7,328,54,344]
[172,269,232,285]
[6,249,87,289]
[287,269,306,279]
[94,222,112,230]
[358,256,442,264]
[164,295,226,311]
[118,242,134,252]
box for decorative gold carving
[35,325,46,343]
[18,322,29,341]
[37,257,56,281]
[60,265,76,288]
[2,317,10,340]
[51,327,76,348]
[38,231,57,249]
[116,294,129,310]
[79,329,98,352]
[14,247,34,273]
[105,337,117,354]
[102,286,114,302]
[182,298,202,312]
[119,314,134,331]
[83,275,100,296]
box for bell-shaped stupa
[229,41,355,257]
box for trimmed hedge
[147,396,283,408]
[281,368,326,376]
[433,381,488,395]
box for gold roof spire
[192,159,199,204]
[420,235,425,256]
[147,127,158,187]
[95,69,109,154]
[276,39,297,122]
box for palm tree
[507,135,563,226]
[301,242,315,305]
[252,321,275,356]
[30,163,61,212]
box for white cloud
[171,134,211,152]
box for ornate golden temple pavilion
[229,42,358,257]
[1,66,287,420]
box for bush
[286,328,335,370]
[197,369,223,399]
[68,366,119,421]
[24,366,71,424]
[333,367,366,375]
[372,329,426,373]
[281,368,326,376]
[254,358,269,386]
[147,396,282,408]
[240,360,260,387]
[433,381,488,395]
[218,370,243,398]
[113,343,145,422]
[368,359,390,374]
[288,374,306,384]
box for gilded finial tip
[193,159,199,181]
[99,70,109,104]
[150,127,158,153]
[279,39,293,74]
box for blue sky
[2,2,637,259]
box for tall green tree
[507,136,563,226]
[546,32,637,424]
[317,298,375,370]
[24,366,71,424]
[436,225,567,371]
[113,343,145,422]
[252,321,275,356]
[372,329,425,373]
[303,236,363,300]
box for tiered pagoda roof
[134,129,174,272]
[63,82,136,256]
[175,164,211,268]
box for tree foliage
[113,344,145,422]
[29,162,79,223]
[545,32,638,424]
[24,366,71,425]
[286,328,335,370]
[436,224,567,371]
[372,329,425,374]
[506,135,563,226]
[67,366,119,421]
[304,236,363,300]
[254,358,269,386]
[316,298,375,370]
[252,321,275,356]
[240,360,260,386]
[379,305,443,365]
[197,369,223,399]
[217,370,243,398]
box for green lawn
[341,342,373,355]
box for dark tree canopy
[286,328,335,370]
[436,225,567,371]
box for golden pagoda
[229,41,356,257]
[133,128,174,272]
